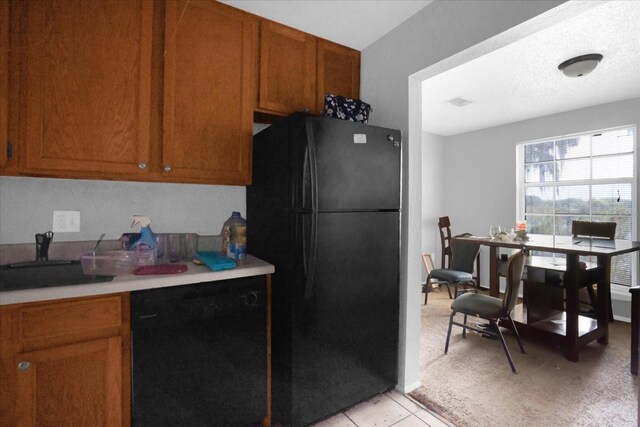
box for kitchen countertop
[0,255,274,306]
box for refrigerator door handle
[304,210,317,301]
[303,121,318,301]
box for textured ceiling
[422,0,640,136]
[220,0,432,50]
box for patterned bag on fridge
[323,93,371,124]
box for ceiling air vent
[447,97,473,107]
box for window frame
[516,125,638,293]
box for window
[517,126,637,287]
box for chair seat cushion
[430,269,473,282]
[451,293,503,318]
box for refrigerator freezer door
[291,211,399,425]
[308,117,401,211]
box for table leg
[596,255,610,345]
[564,254,579,362]
[631,288,639,375]
[489,246,499,297]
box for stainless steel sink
[5,259,77,268]
[0,260,114,292]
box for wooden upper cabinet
[258,20,317,115]
[19,0,153,177]
[316,39,360,113]
[3,0,359,184]
[0,0,9,170]
[162,0,257,184]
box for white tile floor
[311,390,453,427]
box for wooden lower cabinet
[14,337,123,426]
[0,294,131,427]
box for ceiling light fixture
[558,53,603,77]
[447,97,473,107]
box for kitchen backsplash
[0,176,245,244]
[0,235,222,265]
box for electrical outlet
[52,211,81,233]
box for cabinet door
[20,0,153,177]
[258,20,316,115]
[162,0,257,184]
[316,39,360,113]
[0,0,8,169]
[14,337,123,427]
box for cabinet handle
[138,162,147,170]
[163,164,172,172]
[18,361,30,371]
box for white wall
[443,97,640,317]
[0,176,245,244]
[421,131,445,277]
[361,0,566,392]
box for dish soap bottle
[221,211,246,260]
[129,215,156,263]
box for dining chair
[438,216,453,269]
[438,216,480,287]
[444,250,526,373]
[571,220,616,321]
[428,236,481,299]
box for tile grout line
[389,414,427,427]
[343,410,358,426]
[385,391,420,413]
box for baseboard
[397,381,421,394]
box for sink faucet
[35,231,54,261]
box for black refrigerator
[247,113,401,426]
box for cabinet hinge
[6,142,12,159]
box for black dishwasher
[131,276,267,426]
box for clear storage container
[81,250,154,276]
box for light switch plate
[52,211,81,233]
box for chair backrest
[438,216,452,268]
[502,251,526,315]
[449,238,480,274]
[571,221,616,240]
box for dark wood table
[631,286,639,375]
[453,234,640,362]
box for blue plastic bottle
[129,216,156,262]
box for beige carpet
[409,288,639,427]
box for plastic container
[221,211,247,261]
[81,250,154,276]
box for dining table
[453,233,640,362]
